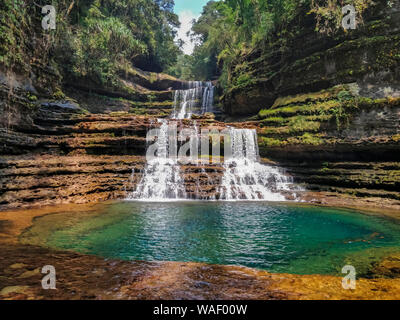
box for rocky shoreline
[1,210,400,300]
[1,200,400,300]
[1,244,400,300]
[1,0,400,301]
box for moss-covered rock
[223,1,400,116]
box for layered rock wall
[223,1,400,116]
[220,2,400,206]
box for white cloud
[177,10,199,55]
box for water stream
[218,128,293,201]
[128,81,300,202]
[172,81,215,119]
[128,119,186,201]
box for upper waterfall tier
[172,81,215,119]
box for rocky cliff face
[0,83,232,209]
[0,102,147,210]
[1,1,400,211]
[223,1,400,116]
[0,58,189,210]
[218,1,400,208]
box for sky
[174,0,210,55]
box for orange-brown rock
[1,243,400,300]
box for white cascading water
[201,81,215,114]
[218,128,295,201]
[172,81,215,119]
[128,119,186,201]
[128,80,300,202]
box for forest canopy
[0,0,378,88]
[0,0,181,86]
[168,0,306,82]
[169,0,377,86]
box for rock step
[279,160,400,195]
[0,156,145,210]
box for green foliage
[0,0,180,87]
[181,0,375,89]
[337,90,354,102]
[310,0,375,35]
[180,0,306,84]
[233,72,256,89]
[167,55,196,80]
[69,16,147,85]
[0,0,30,71]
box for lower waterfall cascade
[218,128,294,201]
[127,81,302,202]
[128,119,186,201]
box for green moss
[259,88,400,139]
[27,93,38,102]
[53,89,66,100]
[259,98,344,119]
[148,73,158,83]
[261,116,287,125]
[261,126,290,135]
[259,137,286,147]
[129,108,149,115]
[319,167,331,173]
[392,134,400,142]
[271,85,346,109]
[230,70,258,90]
[337,90,354,102]
[260,133,326,147]
[130,100,174,108]
[288,117,321,134]
[293,133,324,146]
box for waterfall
[128,124,299,202]
[127,119,186,201]
[201,82,215,114]
[127,79,301,202]
[218,128,296,201]
[172,81,215,119]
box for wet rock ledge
[1,243,400,300]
